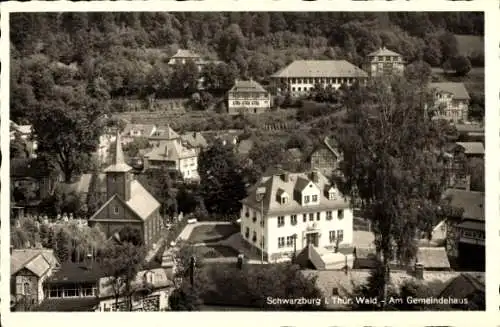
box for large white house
[270,60,368,97]
[227,79,271,114]
[430,82,470,123]
[240,170,353,263]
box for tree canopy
[335,75,448,307]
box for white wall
[240,204,353,260]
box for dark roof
[438,273,484,299]
[35,298,100,312]
[442,189,484,221]
[46,262,106,285]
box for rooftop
[149,124,180,140]
[11,248,59,277]
[229,79,268,93]
[122,124,156,138]
[145,139,197,162]
[271,60,368,79]
[46,262,106,285]
[241,170,350,215]
[416,247,451,270]
[442,188,484,221]
[430,82,470,100]
[171,49,201,59]
[180,131,208,149]
[367,47,402,57]
[455,142,484,155]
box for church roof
[104,131,132,173]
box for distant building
[168,49,204,72]
[180,132,208,154]
[305,136,342,178]
[438,273,485,309]
[88,132,162,248]
[10,121,38,158]
[122,124,157,144]
[144,139,199,181]
[430,82,470,123]
[11,248,60,310]
[98,268,174,311]
[270,60,368,97]
[240,169,353,263]
[364,47,405,77]
[227,80,271,114]
[36,261,104,312]
[149,125,180,142]
[442,188,485,271]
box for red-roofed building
[88,132,162,248]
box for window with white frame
[303,214,307,222]
[278,237,285,248]
[291,215,297,226]
[277,216,285,227]
[337,230,344,242]
[329,231,336,243]
[286,236,294,247]
[309,213,314,221]
[304,195,310,204]
[338,209,344,219]
[316,212,320,221]
[312,195,318,202]
[326,211,333,220]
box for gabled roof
[307,136,341,161]
[367,47,402,57]
[455,142,484,155]
[271,60,368,78]
[11,249,59,277]
[181,132,208,148]
[89,180,161,221]
[145,139,197,162]
[430,82,470,100]
[150,125,180,140]
[438,273,484,299]
[122,124,156,138]
[229,79,268,93]
[241,170,350,215]
[442,188,484,221]
[104,131,132,173]
[46,262,106,285]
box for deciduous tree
[335,76,447,309]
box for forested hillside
[11,12,484,123]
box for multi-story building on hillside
[430,82,470,123]
[305,136,342,179]
[364,47,405,77]
[270,60,368,97]
[240,169,353,264]
[227,79,271,114]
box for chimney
[311,170,319,183]
[281,172,289,183]
[414,263,424,280]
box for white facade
[434,92,469,123]
[240,201,353,262]
[275,77,359,97]
[98,288,171,312]
[227,94,271,114]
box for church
[88,132,162,248]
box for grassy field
[431,67,484,94]
[188,224,240,244]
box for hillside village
[10,12,485,312]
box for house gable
[89,195,143,223]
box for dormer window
[281,194,289,204]
[114,206,119,215]
[312,195,318,203]
[304,195,310,204]
[327,187,337,200]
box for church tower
[104,130,133,201]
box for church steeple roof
[104,130,132,173]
